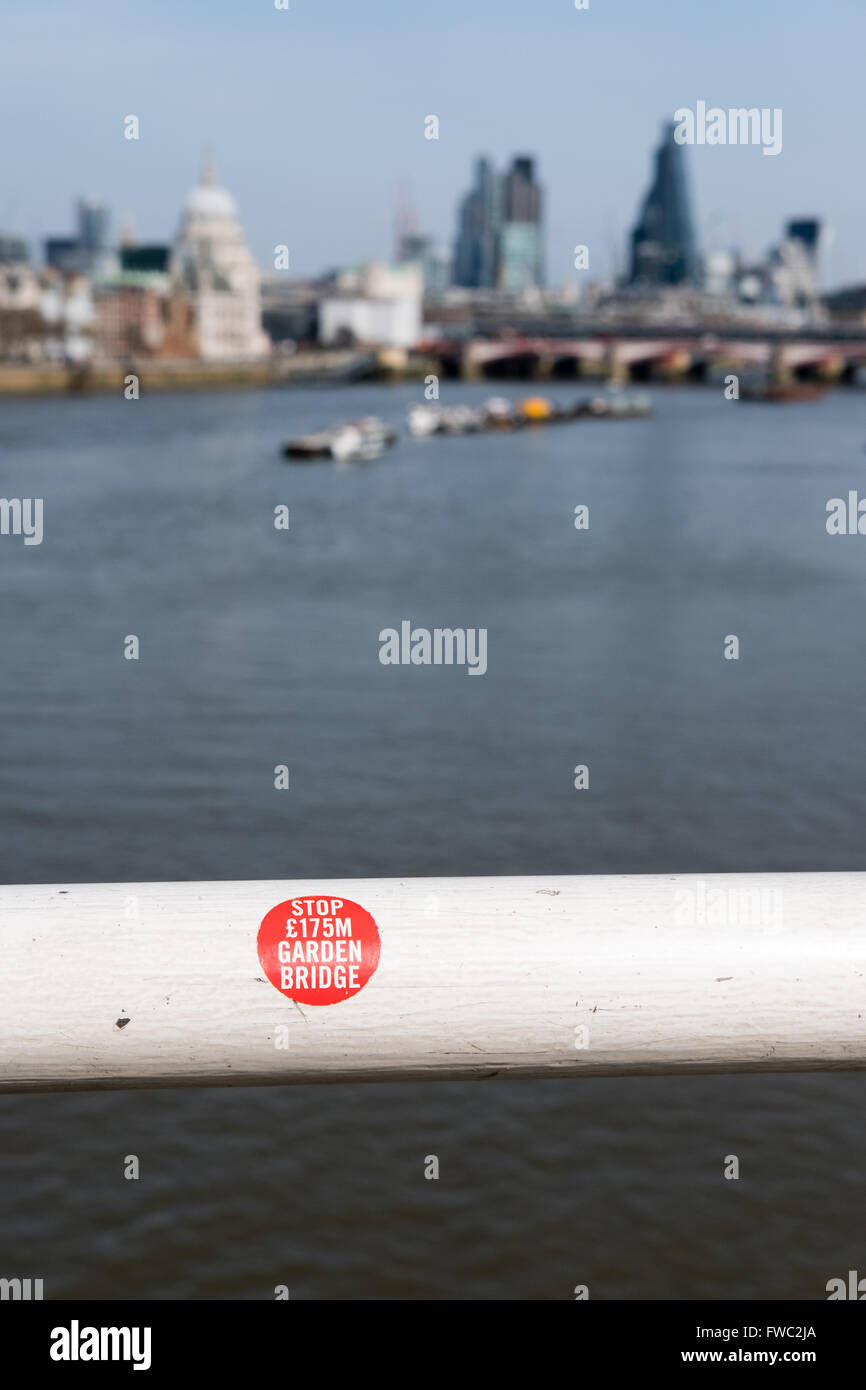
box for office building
[499,156,544,291]
[628,122,699,287]
[453,157,501,289]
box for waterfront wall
[0,350,416,396]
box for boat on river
[740,383,826,403]
[406,391,652,437]
[283,416,397,461]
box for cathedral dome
[172,156,268,363]
[182,160,238,220]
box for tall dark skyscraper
[453,157,500,289]
[502,156,542,224]
[499,156,544,291]
[628,123,699,287]
[452,155,544,292]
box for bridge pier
[767,345,794,388]
[604,341,628,387]
[459,346,482,381]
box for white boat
[330,425,368,461]
[482,396,518,428]
[440,404,486,433]
[588,391,653,419]
[407,404,442,437]
[284,416,396,462]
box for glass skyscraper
[499,156,544,292]
[452,155,544,292]
[628,123,699,287]
[453,157,501,289]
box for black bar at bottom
[0,1299,859,1375]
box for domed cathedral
[173,159,269,361]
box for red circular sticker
[257,895,381,1006]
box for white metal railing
[1,873,865,1092]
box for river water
[0,381,864,1298]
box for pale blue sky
[1,0,864,285]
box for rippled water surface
[1,382,864,1297]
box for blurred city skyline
[2,0,865,287]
